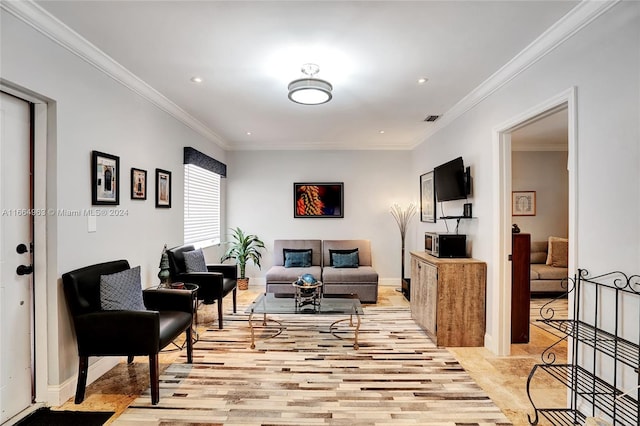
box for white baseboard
[46,356,121,406]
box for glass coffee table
[246,293,364,350]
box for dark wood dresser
[511,233,531,343]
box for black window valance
[183,147,227,177]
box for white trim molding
[0,0,230,150]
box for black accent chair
[62,260,193,405]
[167,244,237,329]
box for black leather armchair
[62,260,193,405]
[167,245,237,329]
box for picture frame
[512,191,536,216]
[420,171,436,223]
[131,168,147,200]
[294,182,343,218]
[91,151,119,205]
[155,168,172,208]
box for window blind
[184,163,221,246]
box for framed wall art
[91,151,119,205]
[155,168,172,208]
[512,191,536,216]
[420,171,436,223]
[131,168,147,200]
[294,182,343,218]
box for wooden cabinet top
[410,251,486,265]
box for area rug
[15,407,114,425]
[114,307,512,425]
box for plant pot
[237,277,249,290]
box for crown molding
[1,0,230,150]
[410,0,620,148]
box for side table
[158,282,199,350]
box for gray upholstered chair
[265,239,322,295]
[321,239,379,303]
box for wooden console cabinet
[410,251,486,347]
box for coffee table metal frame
[246,292,363,350]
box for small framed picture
[420,171,436,223]
[131,168,147,200]
[155,168,171,208]
[91,151,119,205]
[512,191,536,216]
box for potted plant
[220,227,265,290]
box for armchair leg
[232,288,237,313]
[149,353,159,405]
[75,355,89,404]
[217,297,224,329]
[186,326,193,363]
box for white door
[0,92,34,422]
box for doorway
[493,87,577,356]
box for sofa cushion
[265,265,322,283]
[329,249,359,268]
[530,241,548,264]
[283,249,312,268]
[99,266,146,311]
[322,266,378,284]
[323,240,372,267]
[273,240,322,266]
[546,236,568,267]
[531,264,567,280]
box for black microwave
[425,232,467,258]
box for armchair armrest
[207,263,237,279]
[143,288,193,313]
[74,310,160,355]
[175,271,224,303]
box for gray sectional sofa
[265,239,379,303]
[530,240,568,294]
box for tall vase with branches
[390,203,417,285]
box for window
[183,147,226,248]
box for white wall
[226,150,414,285]
[511,151,569,241]
[1,11,227,398]
[411,1,639,356]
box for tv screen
[434,157,467,201]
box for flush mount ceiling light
[288,63,333,105]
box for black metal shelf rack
[526,269,640,426]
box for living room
[1,0,638,424]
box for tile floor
[55,286,568,425]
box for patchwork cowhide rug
[114,307,511,425]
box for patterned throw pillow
[284,249,312,268]
[330,249,359,268]
[184,248,207,272]
[100,266,146,311]
[546,236,568,267]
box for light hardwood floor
[56,286,567,425]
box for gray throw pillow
[100,266,146,311]
[184,248,207,272]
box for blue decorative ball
[300,273,317,284]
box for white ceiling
[34,0,579,151]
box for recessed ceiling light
[190,76,203,83]
[379,130,385,134]
[246,132,252,136]
[417,77,428,84]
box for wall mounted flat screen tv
[434,157,467,201]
